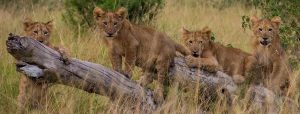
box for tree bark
[6,34,237,112]
[7,34,295,113]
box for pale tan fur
[182,27,253,84]
[93,7,190,104]
[249,16,291,95]
[17,18,70,113]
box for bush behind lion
[62,0,164,32]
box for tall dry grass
[153,0,259,52]
[0,0,298,113]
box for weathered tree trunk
[6,34,237,112]
[7,34,157,112]
[7,34,296,113]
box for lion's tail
[174,43,190,56]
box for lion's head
[181,27,212,57]
[23,18,53,44]
[250,16,281,47]
[93,7,127,38]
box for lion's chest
[256,47,274,65]
[110,39,153,68]
[257,52,272,66]
[255,48,275,76]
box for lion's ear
[202,26,211,39]
[23,18,34,30]
[115,7,127,20]
[93,7,106,20]
[250,16,259,25]
[271,16,281,27]
[181,27,190,34]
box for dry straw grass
[0,0,298,113]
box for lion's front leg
[198,56,220,73]
[269,61,288,95]
[109,51,123,75]
[185,55,220,73]
[53,46,71,65]
[124,46,137,78]
[185,55,201,68]
[17,75,49,114]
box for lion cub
[182,27,253,84]
[249,16,291,95]
[17,18,70,113]
[93,7,190,103]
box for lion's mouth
[105,33,117,38]
[260,40,270,46]
[192,53,200,57]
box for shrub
[62,0,164,31]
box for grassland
[0,0,298,113]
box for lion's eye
[103,22,108,26]
[44,31,48,35]
[268,28,273,32]
[189,40,193,44]
[200,41,203,43]
[113,22,118,26]
[258,28,263,32]
[33,30,38,34]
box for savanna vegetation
[0,0,299,113]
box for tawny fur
[93,7,190,104]
[182,27,253,84]
[17,18,70,113]
[249,16,291,95]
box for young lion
[249,16,291,95]
[17,18,70,113]
[93,7,190,103]
[182,27,253,84]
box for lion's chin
[106,36,115,38]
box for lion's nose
[192,51,199,57]
[263,37,268,40]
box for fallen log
[6,34,237,111]
[7,34,156,112]
[7,34,296,113]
